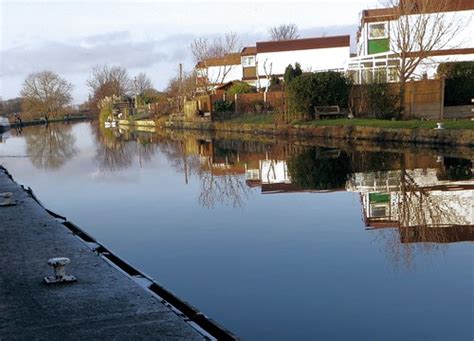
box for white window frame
[241,56,256,67]
[368,22,389,40]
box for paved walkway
[0,168,204,340]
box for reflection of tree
[379,160,471,269]
[25,124,77,169]
[95,126,134,171]
[287,147,352,190]
[198,157,250,209]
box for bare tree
[384,0,468,116]
[190,32,241,94]
[262,59,273,93]
[269,24,300,41]
[21,71,73,119]
[132,72,153,96]
[86,65,132,109]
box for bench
[314,105,343,119]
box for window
[242,56,256,67]
[369,22,388,39]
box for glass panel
[369,23,387,39]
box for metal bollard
[44,257,77,284]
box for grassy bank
[226,114,474,130]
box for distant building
[349,0,474,83]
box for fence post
[439,75,445,120]
[235,93,238,114]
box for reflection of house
[347,168,474,243]
[349,1,474,83]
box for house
[349,0,474,83]
[196,53,242,94]
[249,35,351,89]
[195,35,351,92]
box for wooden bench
[314,105,343,119]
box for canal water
[0,122,472,340]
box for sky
[0,0,380,103]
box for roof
[360,7,398,24]
[256,35,351,53]
[196,52,241,68]
[241,46,257,56]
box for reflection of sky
[0,122,472,340]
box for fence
[185,91,286,119]
[351,79,444,119]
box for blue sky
[0,0,379,103]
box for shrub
[250,100,265,113]
[438,62,474,106]
[227,82,255,97]
[284,63,303,84]
[366,81,401,119]
[213,99,234,113]
[286,71,352,120]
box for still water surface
[0,122,472,340]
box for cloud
[0,25,356,101]
[1,32,196,78]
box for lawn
[226,114,474,130]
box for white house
[196,35,351,92]
[349,0,474,83]
[196,53,242,93]
[243,35,351,88]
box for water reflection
[4,123,473,263]
[152,132,473,262]
[2,123,472,339]
[25,124,77,169]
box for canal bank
[9,114,90,130]
[0,166,236,340]
[164,119,474,147]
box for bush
[286,71,352,120]
[366,81,401,119]
[213,99,234,113]
[438,62,474,106]
[250,100,265,113]
[227,82,255,97]
[284,63,303,84]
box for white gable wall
[206,64,243,86]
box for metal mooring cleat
[44,257,77,284]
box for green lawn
[226,114,474,130]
